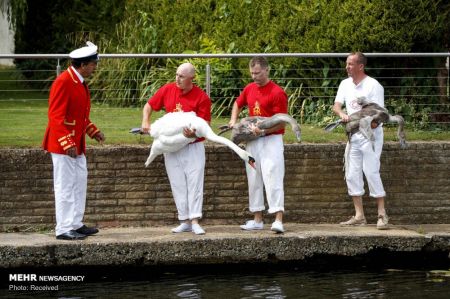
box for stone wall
[1,142,449,232]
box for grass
[1,66,449,147]
[1,99,449,148]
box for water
[2,265,450,299]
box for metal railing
[2,52,449,82]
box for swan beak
[248,156,256,169]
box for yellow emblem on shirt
[253,101,261,116]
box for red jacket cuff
[86,123,100,139]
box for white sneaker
[271,221,284,233]
[240,220,264,230]
[171,223,192,233]
[192,223,205,235]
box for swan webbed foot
[248,156,256,169]
[399,140,407,149]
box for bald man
[142,63,212,235]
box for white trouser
[245,134,285,214]
[164,142,205,220]
[51,153,87,236]
[345,127,386,198]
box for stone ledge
[1,224,449,268]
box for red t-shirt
[148,82,212,142]
[236,81,288,135]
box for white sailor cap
[69,41,99,62]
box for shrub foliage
[7,0,450,126]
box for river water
[2,263,450,299]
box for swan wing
[150,112,197,138]
[259,113,301,141]
[359,116,374,141]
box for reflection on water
[2,267,450,299]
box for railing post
[56,59,61,77]
[446,54,449,97]
[206,60,211,97]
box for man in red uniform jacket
[43,41,105,240]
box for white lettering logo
[9,274,37,282]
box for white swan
[135,112,256,168]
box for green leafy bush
[7,0,450,127]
